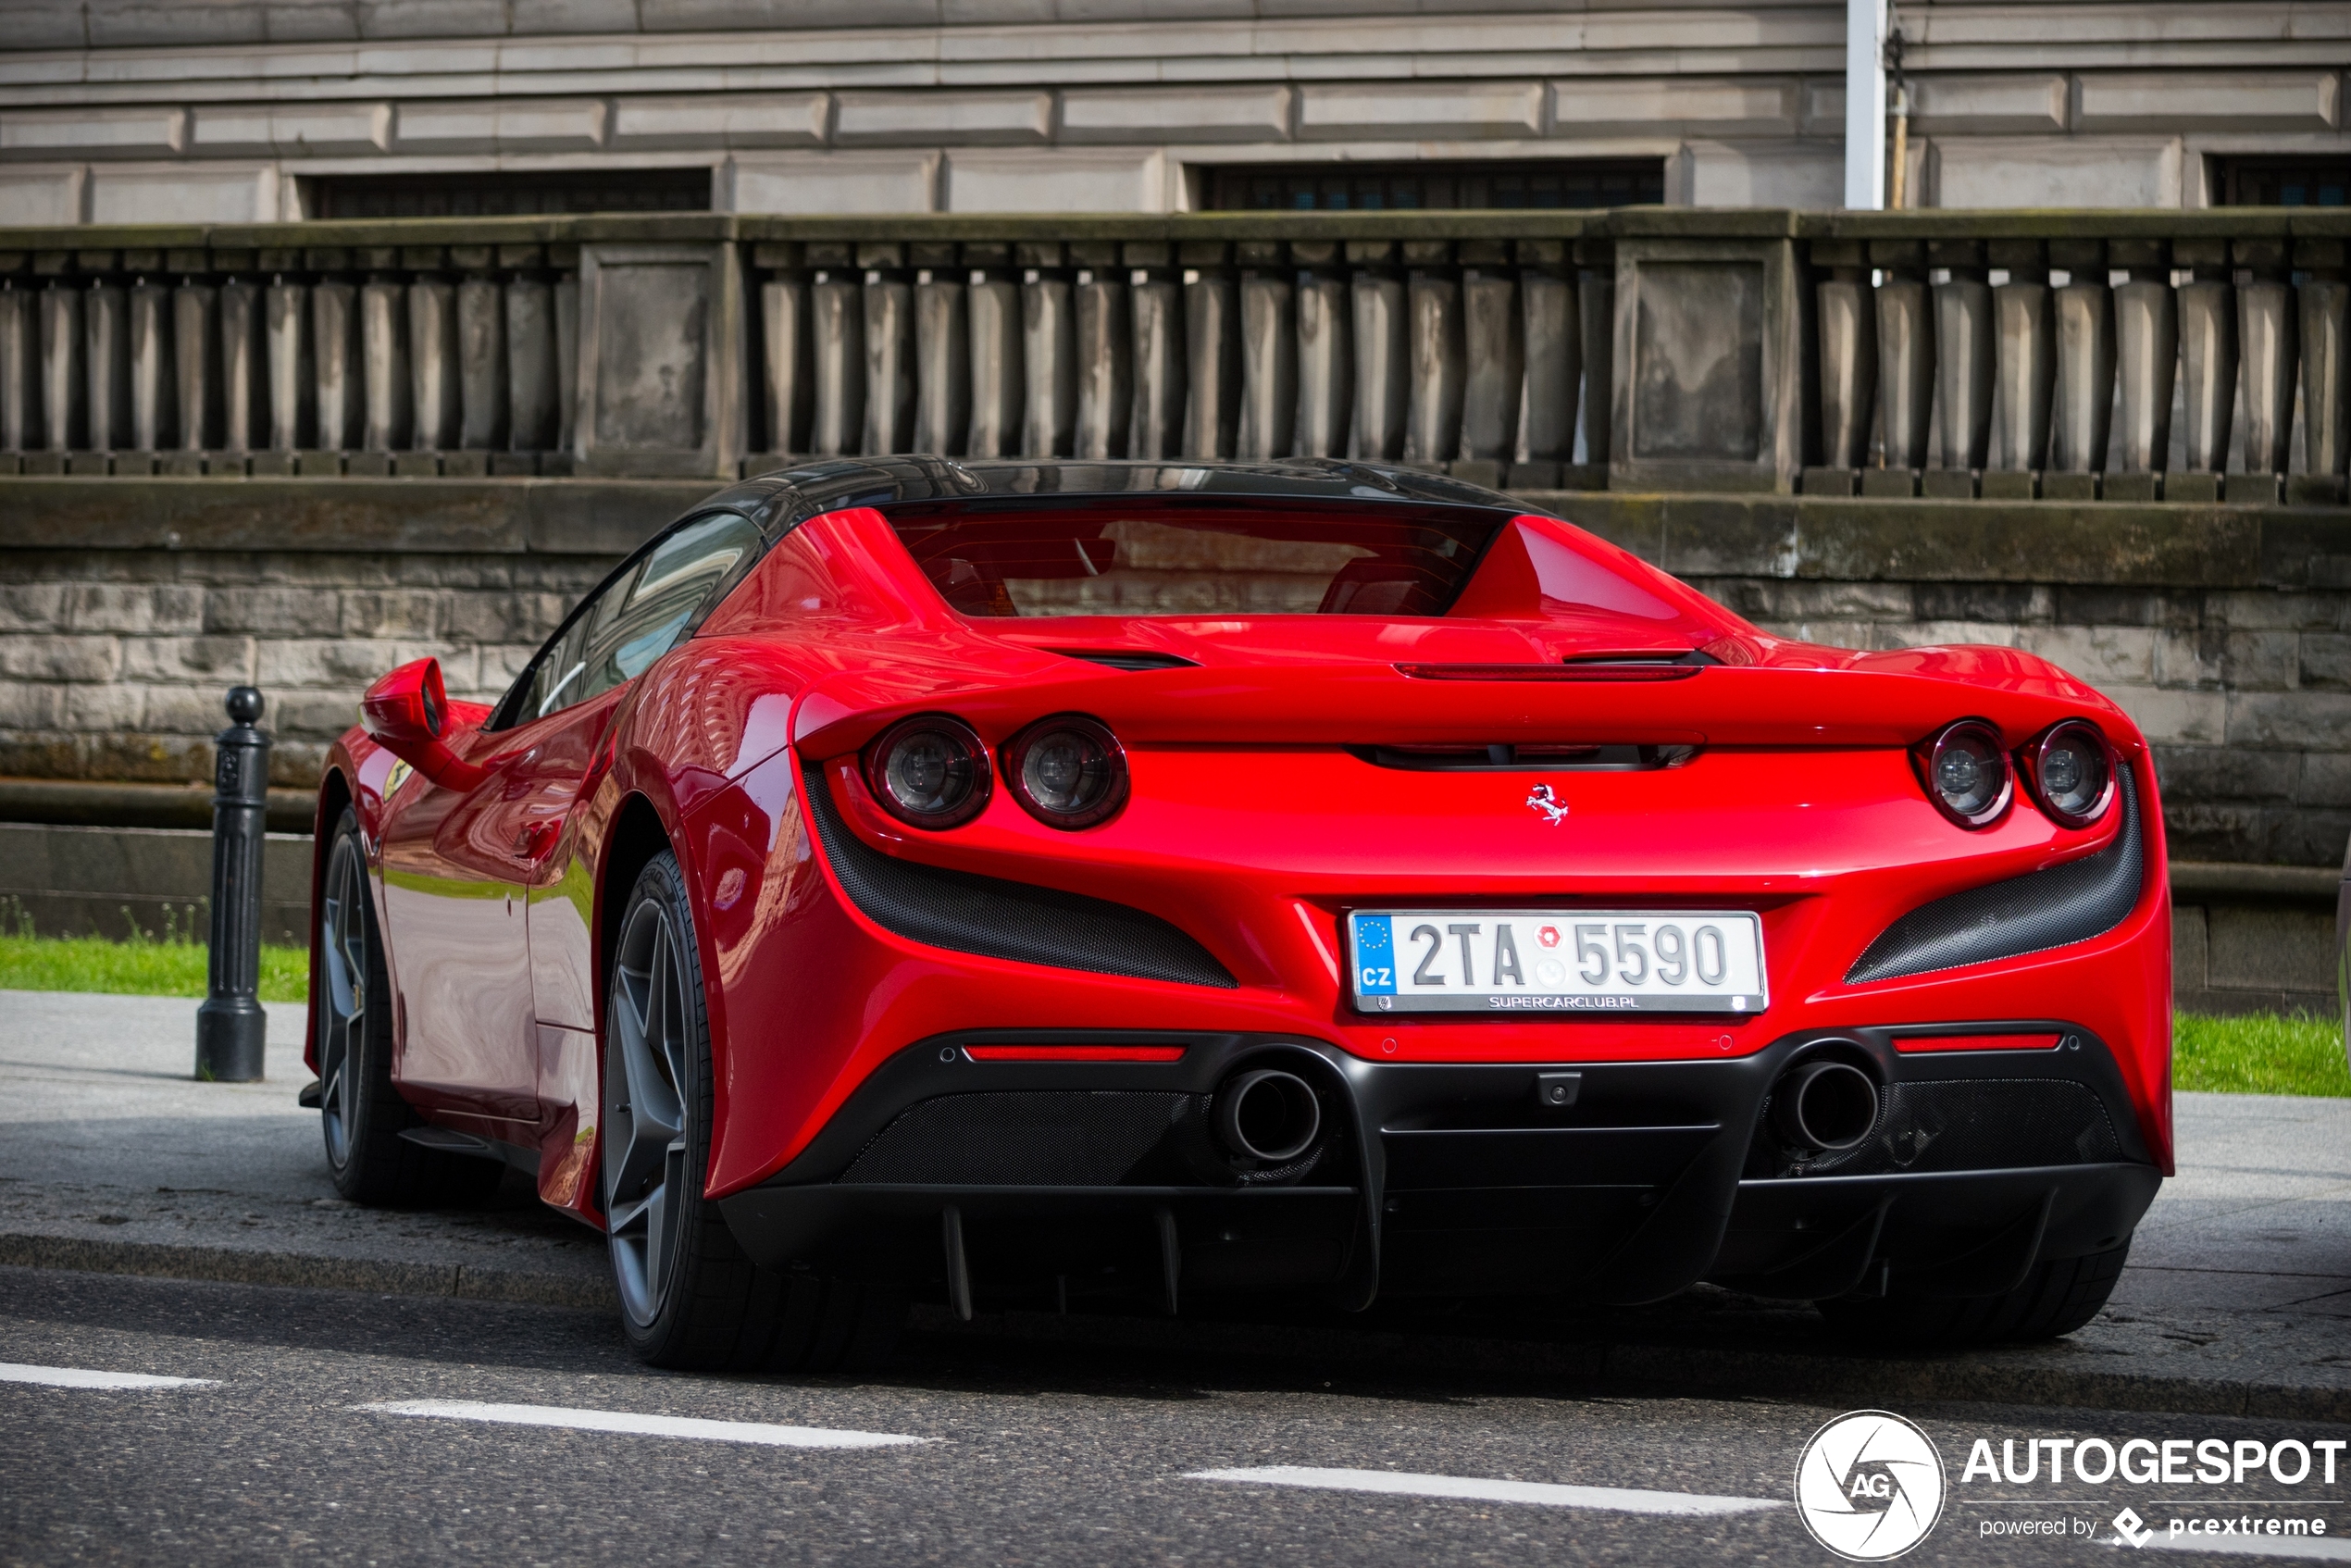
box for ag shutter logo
[1795,1410,1947,1562]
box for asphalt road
[6,1265,2351,1567]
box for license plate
[1348,910,1768,1014]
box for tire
[1814,1242,2130,1349]
[602,850,903,1372]
[314,806,504,1208]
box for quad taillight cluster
[1914,718,2117,831]
[860,713,1130,832]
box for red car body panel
[308,460,2172,1301]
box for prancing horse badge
[1525,783,1570,825]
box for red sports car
[306,458,2170,1369]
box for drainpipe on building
[1885,15,1910,209]
[1843,0,1888,209]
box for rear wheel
[603,851,903,1371]
[315,807,502,1207]
[1814,1243,2130,1348]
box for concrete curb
[11,1226,2349,1423]
[0,1232,616,1313]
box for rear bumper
[716,1022,2162,1310]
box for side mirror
[360,658,488,791]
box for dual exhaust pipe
[1217,1052,1879,1167]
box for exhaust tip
[1772,1059,1880,1153]
[1216,1069,1323,1164]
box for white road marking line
[354,1399,931,1450]
[1187,1465,1784,1515]
[0,1362,218,1390]
[2120,1533,2351,1562]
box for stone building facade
[0,2,2342,223]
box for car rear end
[699,467,2169,1334]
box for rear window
[886,499,1505,617]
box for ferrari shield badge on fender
[1525,782,1570,825]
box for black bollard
[195,685,270,1083]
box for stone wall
[4,477,2346,872]
[2,476,2343,1013]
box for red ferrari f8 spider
[307,459,2170,1368]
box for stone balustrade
[0,210,2346,502]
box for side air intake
[1847,770,2146,985]
[802,769,1238,989]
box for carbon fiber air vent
[1847,770,2146,985]
[802,772,1238,989]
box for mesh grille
[1847,771,2146,985]
[840,1091,1197,1185]
[803,774,1237,988]
[1803,1079,2121,1177]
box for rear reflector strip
[963,1045,1188,1063]
[1892,1032,2062,1053]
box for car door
[373,720,542,1132]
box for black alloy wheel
[601,850,904,1371]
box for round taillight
[862,715,990,829]
[1917,719,2011,829]
[1004,715,1128,830]
[2027,720,2116,828]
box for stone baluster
[1235,242,1296,462]
[1020,243,1076,459]
[129,270,175,454]
[263,254,313,454]
[504,244,563,456]
[2049,240,2113,479]
[2173,240,2235,476]
[454,246,507,454]
[1126,243,1186,461]
[807,247,864,459]
[2296,238,2349,488]
[1576,240,1614,468]
[1872,241,1934,476]
[862,244,915,456]
[1348,241,1408,462]
[0,280,37,452]
[553,247,578,460]
[1930,239,1995,477]
[1458,241,1522,467]
[1403,241,1463,467]
[86,268,131,454]
[1520,241,1579,468]
[309,251,363,454]
[174,260,219,454]
[218,269,267,456]
[2237,240,2296,479]
[964,245,1023,459]
[1811,241,1875,472]
[405,252,460,454]
[2109,239,2176,485]
[1269,236,1344,460]
[1181,243,1239,461]
[1073,242,1131,460]
[1988,240,2055,475]
[358,250,412,454]
[912,246,969,456]
[39,271,84,453]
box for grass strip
[0,932,2340,1095]
[0,935,309,1004]
[2173,1010,2346,1097]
